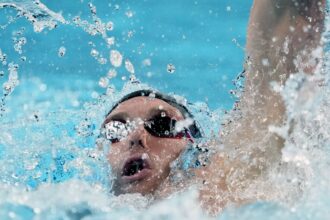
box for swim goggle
[100,114,194,144]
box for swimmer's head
[101,90,202,195]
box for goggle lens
[102,115,191,143]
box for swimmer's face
[103,96,189,195]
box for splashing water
[0,0,66,32]
[0,0,329,219]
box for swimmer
[100,0,326,214]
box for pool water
[0,0,329,219]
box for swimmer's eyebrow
[104,112,129,124]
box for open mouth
[121,154,152,183]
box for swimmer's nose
[130,139,144,148]
[128,123,147,149]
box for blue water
[0,0,252,113]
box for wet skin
[104,96,190,195]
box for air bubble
[0,71,4,77]
[167,63,176,73]
[58,46,66,57]
[110,50,123,67]
[161,112,166,117]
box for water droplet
[262,58,269,66]
[149,93,156,99]
[72,16,81,23]
[58,46,66,57]
[226,6,231,11]
[110,50,123,67]
[91,91,99,99]
[39,84,47,91]
[90,49,99,57]
[126,10,134,18]
[13,37,27,54]
[129,74,139,84]
[121,76,127,81]
[146,72,153,77]
[3,82,12,93]
[88,3,97,15]
[141,153,149,160]
[106,37,115,46]
[106,86,115,95]
[167,63,176,73]
[142,59,151,67]
[107,69,117,78]
[127,30,134,38]
[98,77,109,88]
[71,100,80,107]
[106,21,114,31]
[98,57,107,65]
[125,59,135,74]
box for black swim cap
[107,89,203,138]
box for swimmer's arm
[238,0,326,119]
[243,0,325,126]
[246,0,325,78]
[240,0,325,128]
[198,1,326,210]
[221,0,326,170]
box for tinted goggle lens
[144,115,176,137]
